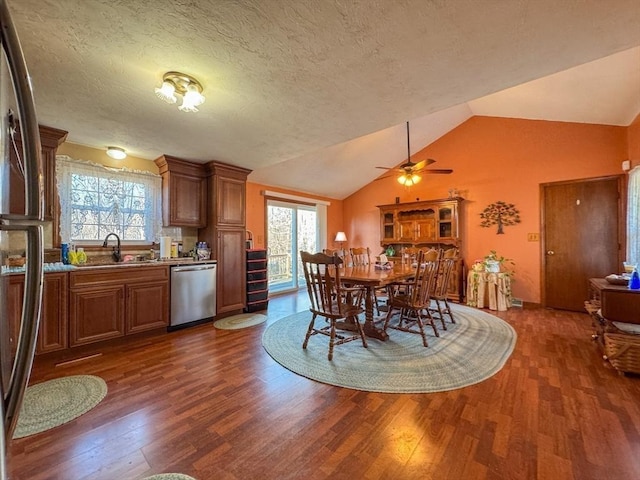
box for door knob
[547,250,555,255]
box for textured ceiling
[8,0,640,199]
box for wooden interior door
[542,175,624,311]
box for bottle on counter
[630,268,640,290]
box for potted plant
[482,250,515,274]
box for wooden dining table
[341,263,416,341]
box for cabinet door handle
[547,250,555,255]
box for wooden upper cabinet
[9,124,68,221]
[206,162,251,226]
[378,198,463,246]
[154,155,207,227]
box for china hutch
[377,197,465,301]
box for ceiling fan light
[397,173,421,186]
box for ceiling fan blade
[411,159,426,171]
[422,169,453,174]
[375,166,394,170]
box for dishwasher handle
[172,264,216,273]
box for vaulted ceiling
[9,0,640,199]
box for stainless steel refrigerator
[0,1,44,478]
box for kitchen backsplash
[6,224,199,262]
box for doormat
[13,375,107,438]
[213,313,267,330]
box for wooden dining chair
[323,248,349,267]
[350,246,390,315]
[383,250,440,347]
[300,251,368,360]
[429,248,458,329]
[349,247,371,266]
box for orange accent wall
[343,116,627,304]
[246,182,343,250]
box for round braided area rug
[13,375,107,439]
[214,313,267,330]
[262,303,516,393]
[142,475,197,480]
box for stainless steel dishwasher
[170,262,217,329]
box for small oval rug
[262,303,516,393]
[13,375,107,439]
[213,313,267,330]
[142,475,197,480]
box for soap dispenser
[629,268,640,290]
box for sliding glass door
[267,200,318,293]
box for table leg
[362,285,389,341]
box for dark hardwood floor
[7,291,640,480]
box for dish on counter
[605,274,630,285]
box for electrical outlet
[527,233,539,242]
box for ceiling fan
[376,121,453,186]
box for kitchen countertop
[2,258,217,274]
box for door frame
[539,174,626,309]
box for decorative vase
[485,260,500,273]
[629,269,640,290]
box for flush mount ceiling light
[154,71,205,112]
[106,146,127,160]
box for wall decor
[480,201,521,234]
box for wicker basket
[5,256,26,267]
[603,332,640,374]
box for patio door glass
[267,200,318,293]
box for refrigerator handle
[0,0,45,455]
[1,0,43,220]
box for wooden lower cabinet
[127,281,169,334]
[8,272,69,355]
[215,228,247,314]
[70,285,125,346]
[40,273,69,353]
[7,276,25,356]
[69,266,169,347]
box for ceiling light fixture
[106,146,127,160]
[397,173,421,186]
[154,71,205,112]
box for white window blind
[627,166,640,264]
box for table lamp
[335,231,347,249]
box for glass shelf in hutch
[382,211,396,241]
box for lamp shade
[335,231,347,242]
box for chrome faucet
[103,232,122,262]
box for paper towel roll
[159,236,172,259]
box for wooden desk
[341,264,416,341]
[466,271,512,311]
[589,278,640,325]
